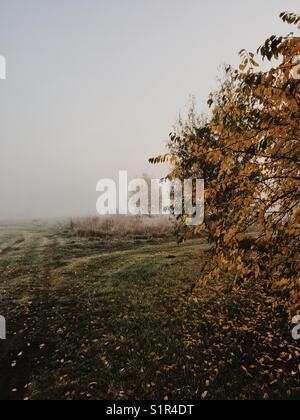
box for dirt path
[0,226,59,400]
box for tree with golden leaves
[151,12,300,312]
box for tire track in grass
[0,230,58,400]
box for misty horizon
[1,0,299,220]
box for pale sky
[0,0,299,219]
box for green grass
[0,223,299,400]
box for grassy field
[0,222,299,400]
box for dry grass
[70,215,176,240]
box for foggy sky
[0,0,299,219]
